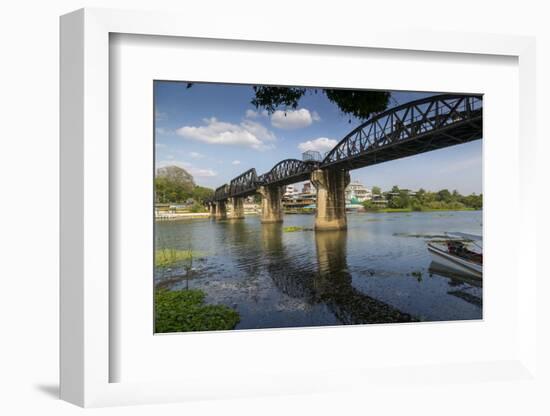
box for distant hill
[156,165,195,190]
[155,165,213,204]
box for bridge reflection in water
[261,224,415,324]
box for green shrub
[155,289,240,333]
[190,201,207,213]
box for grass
[283,226,304,232]
[155,289,240,333]
[155,248,204,268]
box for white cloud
[298,137,338,153]
[155,110,167,121]
[156,160,218,177]
[270,108,319,129]
[245,109,269,119]
[155,127,172,135]
[232,160,241,165]
[176,117,276,150]
[189,152,204,159]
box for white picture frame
[60,7,539,408]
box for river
[155,210,483,329]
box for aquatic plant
[283,226,304,232]
[155,248,204,268]
[155,289,240,332]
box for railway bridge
[206,94,482,230]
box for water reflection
[428,262,482,308]
[156,211,483,328]
[261,225,415,324]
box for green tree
[437,189,452,203]
[415,188,426,204]
[187,84,390,121]
[451,189,460,201]
[371,186,381,195]
[191,186,214,203]
[154,176,214,204]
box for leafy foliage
[250,86,390,120]
[363,185,482,211]
[155,289,240,333]
[251,86,306,113]
[323,89,391,120]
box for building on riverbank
[345,180,372,204]
[284,185,300,198]
[281,179,375,211]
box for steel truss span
[229,168,259,198]
[208,94,482,202]
[258,159,319,187]
[214,184,229,202]
[321,94,482,170]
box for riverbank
[156,212,261,221]
[155,207,480,221]
[363,207,479,213]
[155,212,210,221]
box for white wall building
[345,181,372,203]
[284,185,300,198]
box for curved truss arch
[321,94,482,170]
[259,158,319,187]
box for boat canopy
[447,232,482,241]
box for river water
[155,211,482,330]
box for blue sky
[154,81,482,195]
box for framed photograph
[60,8,539,408]
[152,81,483,333]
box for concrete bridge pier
[215,200,227,220]
[208,202,217,217]
[311,168,350,231]
[228,196,245,220]
[258,185,283,223]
